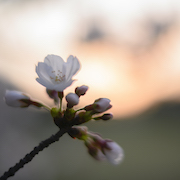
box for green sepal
[51,107,62,118]
[64,108,76,121]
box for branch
[0,127,70,180]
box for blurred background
[0,0,180,179]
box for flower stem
[0,127,70,180]
[75,108,85,112]
[30,101,51,111]
[42,105,51,111]
[58,91,64,112]
[59,98,62,112]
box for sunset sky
[1,0,180,117]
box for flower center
[50,70,65,84]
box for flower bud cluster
[4,54,124,166]
[49,85,114,128]
[68,126,124,165]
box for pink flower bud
[75,85,89,97]
[4,90,31,107]
[46,89,59,103]
[83,132,124,165]
[94,98,112,113]
[89,148,107,161]
[103,140,124,165]
[65,93,79,108]
[100,113,113,121]
[84,104,95,111]
[85,139,106,161]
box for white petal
[36,62,52,83]
[36,78,54,90]
[44,55,64,68]
[44,55,65,76]
[65,55,80,81]
[56,80,74,91]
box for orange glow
[1,1,180,118]
[78,59,117,91]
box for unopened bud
[65,93,79,108]
[102,140,124,165]
[58,91,64,99]
[94,98,112,113]
[84,104,95,111]
[46,89,59,103]
[75,85,89,97]
[4,90,31,107]
[100,113,113,121]
[84,138,106,161]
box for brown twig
[0,127,70,180]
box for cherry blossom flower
[36,55,80,92]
